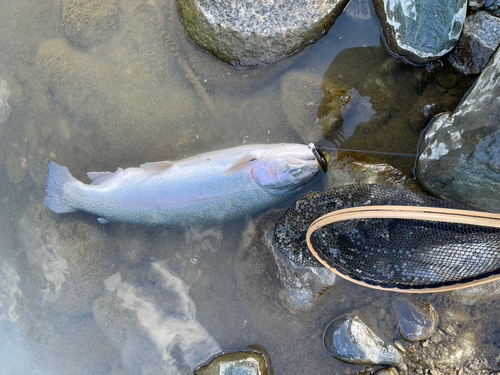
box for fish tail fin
[44,160,78,214]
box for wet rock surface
[373,0,466,64]
[177,0,350,67]
[394,300,438,342]
[416,47,500,212]
[194,350,271,375]
[324,314,402,366]
[448,11,500,75]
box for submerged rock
[448,11,500,75]
[18,202,117,316]
[193,350,271,375]
[271,240,336,311]
[239,211,336,313]
[416,47,500,212]
[93,261,220,374]
[177,0,350,67]
[62,0,120,48]
[323,152,423,193]
[373,0,466,64]
[324,314,402,366]
[455,279,500,305]
[394,300,438,342]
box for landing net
[273,184,500,291]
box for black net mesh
[273,184,500,290]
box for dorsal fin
[139,161,173,171]
[88,168,123,185]
[224,154,257,175]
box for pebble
[375,367,399,375]
[324,314,402,366]
[394,300,438,342]
[194,350,270,375]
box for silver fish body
[45,143,323,227]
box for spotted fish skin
[44,143,322,227]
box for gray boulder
[448,11,500,75]
[416,47,500,212]
[373,0,466,64]
[177,0,350,67]
[324,314,402,366]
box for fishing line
[317,147,417,158]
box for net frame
[306,205,500,292]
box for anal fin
[139,161,173,172]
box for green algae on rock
[177,0,349,67]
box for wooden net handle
[306,205,500,293]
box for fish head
[251,144,326,191]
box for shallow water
[0,0,498,374]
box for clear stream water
[0,0,499,373]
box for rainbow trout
[44,143,325,227]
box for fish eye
[291,168,302,177]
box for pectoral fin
[139,161,173,171]
[224,154,257,175]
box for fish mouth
[308,143,329,173]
